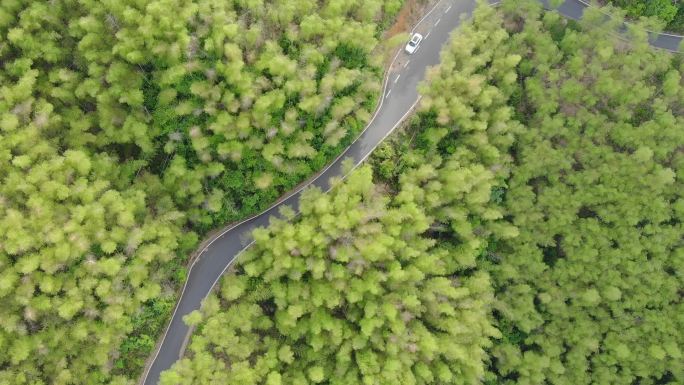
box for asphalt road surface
[539,0,682,52]
[141,1,682,383]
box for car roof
[411,33,422,41]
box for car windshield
[408,41,416,47]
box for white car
[405,33,423,54]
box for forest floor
[387,0,432,38]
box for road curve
[540,0,683,52]
[141,0,470,383]
[141,1,682,383]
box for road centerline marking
[394,74,401,83]
[425,31,431,39]
[435,18,441,26]
[445,5,451,13]
[385,89,392,98]
[404,60,410,68]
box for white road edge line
[394,74,401,83]
[140,1,683,384]
[186,95,424,353]
[411,0,450,34]
[355,97,422,166]
[491,0,679,53]
[573,0,684,40]
[568,0,679,52]
[138,0,448,382]
[174,96,425,355]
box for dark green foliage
[445,4,683,383]
[334,44,369,68]
[488,2,684,384]
[608,0,684,32]
[167,2,684,384]
[161,167,499,384]
[113,298,175,375]
[163,4,525,384]
[0,0,403,383]
[4,0,683,384]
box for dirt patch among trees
[385,0,435,38]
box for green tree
[0,0,419,382]
[161,166,499,385]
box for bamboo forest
[0,0,682,384]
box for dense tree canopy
[0,0,407,383]
[3,0,683,383]
[162,1,683,384]
[161,3,521,383]
[400,1,684,382]
[488,2,684,384]
[161,166,499,385]
[0,36,193,384]
[1,0,404,229]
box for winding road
[141,1,682,383]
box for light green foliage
[0,129,187,383]
[374,1,684,383]
[165,1,684,383]
[0,50,190,382]
[149,0,403,225]
[160,166,499,384]
[403,2,522,246]
[0,0,404,383]
[4,0,684,383]
[370,2,524,284]
[0,0,400,229]
[484,2,684,384]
